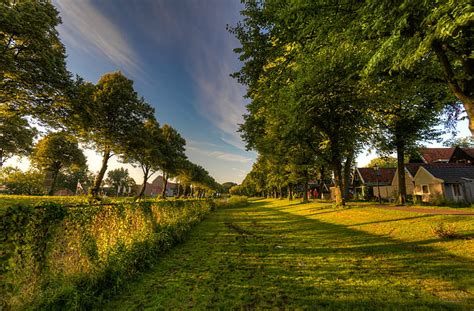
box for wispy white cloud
[134,1,248,150]
[54,0,143,76]
[186,144,252,164]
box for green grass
[99,198,474,310]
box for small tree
[30,132,86,195]
[105,168,133,196]
[0,167,45,195]
[158,124,186,198]
[122,118,164,197]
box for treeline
[0,1,220,197]
[228,0,472,205]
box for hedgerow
[0,199,214,310]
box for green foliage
[105,168,135,195]
[69,72,154,196]
[0,167,45,195]
[366,157,398,169]
[121,118,163,197]
[443,136,474,148]
[0,198,214,310]
[30,132,86,195]
[0,109,37,166]
[0,0,71,122]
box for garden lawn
[98,199,472,309]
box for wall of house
[463,181,474,203]
[391,169,414,196]
[413,169,444,202]
[373,185,396,200]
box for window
[422,185,429,194]
[452,184,461,197]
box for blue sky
[51,0,255,183]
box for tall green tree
[0,0,71,119]
[158,124,186,198]
[30,132,86,195]
[231,0,373,205]
[71,72,154,196]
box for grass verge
[100,199,474,310]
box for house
[352,167,396,200]
[142,175,178,197]
[411,147,474,164]
[413,165,474,203]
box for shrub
[0,199,213,310]
[431,223,459,239]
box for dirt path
[375,205,474,216]
[98,200,473,310]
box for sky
[52,0,255,183]
[5,0,472,184]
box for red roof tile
[419,148,455,163]
[357,168,396,185]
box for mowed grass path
[100,199,474,310]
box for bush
[0,199,213,310]
[431,223,459,239]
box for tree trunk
[332,159,345,206]
[288,184,293,200]
[48,169,60,196]
[177,183,181,198]
[303,169,309,202]
[161,173,168,199]
[138,167,150,197]
[318,166,325,199]
[396,142,407,205]
[91,148,111,197]
[0,149,3,167]
[279,186,283,199]
[343,151,354,201]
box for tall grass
[1,199,214,310]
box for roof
[422,165,474,183]
[405,162,468,176]
[419,148,455,163]
[356,167,396,185]
[460,148,474,158]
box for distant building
[141,175,178,197]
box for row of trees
[229,0,472,205]
[1,1,220,197]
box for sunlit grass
[100,199,474,310]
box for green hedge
[0,199,215,310]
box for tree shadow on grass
[100,200,473,310]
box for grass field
[99,198,474,310]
